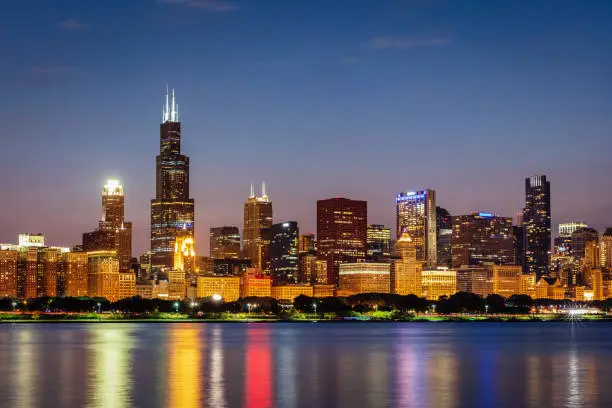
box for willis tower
[151,87,195,276]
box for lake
[0,322,611,408]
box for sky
[1,0,611,256]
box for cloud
[159,0,238,12]
[367,36,452,50]
[59,19,88,31]
[30,65,77,74]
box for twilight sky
[1,0,611,255]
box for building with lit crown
[243,183,273,269]
[338,262,390,295]
[317,197,367,285]
[151,88,195,276]
[396,190,437,266]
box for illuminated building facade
[168,269,187,300]
[421,268,457,300]
[338,262,391,295]
[313,284,336,298]
[451,212,514,267]
[151,88,195,275]
[209,226,241,259]
[271,284,314,302]
[298,233,315,253]
[436,207,452,267]
[602,228,612,269]
[524,175,551,278]
[87,251,120,301]
[196,276,241,301]
[0,250,18,297]
[317,197,367,285]
[118,272,136,299]
[299,254,327,284]
[519,273,536,298]
[243,183,273,269]
[173,232,196,276]
[559,222,588,237]
[396,190,437,266]
[83,180,132,271]
[456,267,490,296]
[240,268,272,298]
[535,277,564,300]
[571,227,599,266]
[62,252,88,297]
[491,265,523,298]
[367,224,391,258]
[392,232,422,296]
[264,222,299,284]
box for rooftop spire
[250,183,255,198]
[262,181,267,197]
[162,86,179,123]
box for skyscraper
[151,88,195,275]
[392,231,422,296]
[436,207,452,267]
[523,175,551,278]
[602,228,612,269]
[83,180,132,271]
[451,212,514,267]
[243,183,273,269]
[554,222,587,255]
[396,190,437,266]
[366,224,391,258]
[317,197,367,285]
[571,227,599,266]
[263,222,299,284]
[209,226,241,259]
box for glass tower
[523,175,551,278]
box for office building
[456,267,491,297]
[392,231,422,296]
[298,234,316,253]
[451,212,514,267]
[491,265,523,298]
[338,262,391,295]
[151,88,195,275]
[436,207,452,267]
[62,252,89,297]
[299,254,327,284]
[209,226,241,259]
[271,284,314,302]
[240,268,272,298]
[118,272,137,299]
[602,228,612,269]
[513,225,525,266]
[213,258,252,276]
[263,222,299,284]
[396,190,437,266]
[0,250,18,298]
[87,251,120,301]
[196,276,241,301]
[317,198,367,285]
[83,180,132,271]
[367,224,391,258]
[572,227,599,267]
[421,268,457,300]
[524,175,551,278]
[243,183,273,269]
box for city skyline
[1,1,611,255]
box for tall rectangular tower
[243,183,273,269]
[523,175,551,278]
[151,88,195,275]
[317,197,367,285]
[396,190,437,266]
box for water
[0,322,611,408]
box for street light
[12,301,17,312]
[212,294,222,302]
[313,302,317,317]
[247,303,252,315]
[97,302,102,314]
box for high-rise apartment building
[151,88,195,275]
[451,212,514,267]
[436,207,452,267]
[523,175,551,278]
[62,252,88,297]
[0,250,18,298]
[366,224,391,258]
[396,190,437,266]
[602,228,612,269]
[392,231,422,296]
[243,183,273,269]
[87,250,120,301]
[83,180,132,271]
[263,222,299,284]
[209,227,241,259]
[317,198,367,285]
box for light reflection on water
[0,322,611,408]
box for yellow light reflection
[208,326,226,408]
[87,325,134,408]
[16,330,34,408]
[168,324,203,408]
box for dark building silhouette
[523,175,551,278]
[209,226,241,259]
[367,224,391,258]
[317,198,367,285]
[571,227,599,264]
[150,88,195,275]
[436,207,452,267]
[263,222,299,284]
[513,225,525,266]
[451,212,514,267]
[212,258,252,276]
